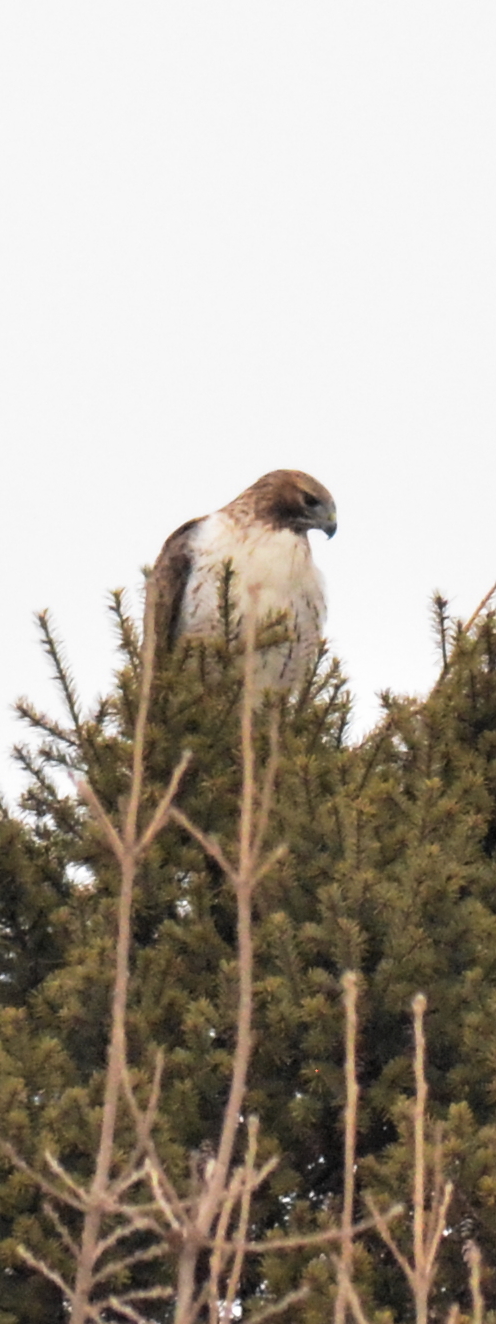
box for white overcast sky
[1,3,495,805]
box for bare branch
[424,1181,453,1278]
[221,1116,260,1320]
[44,1150,90,1204]
[464,580,496,633]
[136,748,192,856]
[465,1241,484,1324]
[94,1213,165,1261]
[125,576,158,847]
[445,1306,460,1324]
[100,1302,150,1324]
[101,1285,175,1306]
[239,1206,403,1254]
[145,1158,185,1232]
[331,1259,371,1324]
[92,1241,166,1286]
[335,971,360,1324]
[76,776,125,864]
[209,1168,245,1324]
[238,598,257,877]
[251,708,279,866]
[365,1195,413,1287]
[1,1141,85,1212]
[169,806,236,882]
[252,843,288,887]
[412,992,427,1288]
[43,1200,79,1257]
[247,1286,309,1323]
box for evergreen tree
[1,588,496,1320]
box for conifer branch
[36,609,83,734]
[431,594,450,676]
[15,697,79,747]
[109,588,142,676]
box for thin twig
[252,843,288,886]
[209,1168,245,1324]
[101,1303,149,1324]
[330,1260,371,1324]
[239,1205,403,1254]
[77,776,125,864]
[464,581,496,634]
[1,1142,85,1212]
[445,1306,460,1324]
[42,1200,79,1257]
[125,576,158,847]
[238,598,257,876]
[92,1241,166,1286]
[169,806,236,882]
[335,972,359,1324]
[17,1245,72,1299]
[251,710,279,867]
[222,1116,260,1320]
[424,1181,453,1279]
[465,1241,484,1324]
[247,1286,309,1323]
[135,748,191,855]
[145,1158,184,1232]
[413,993,427,1297]
[44,1150,90,1203]
[365,1195,413,1286]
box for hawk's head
[249,469,337,539]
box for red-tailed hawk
[153,469,337,692]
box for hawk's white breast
[178,512,326,690]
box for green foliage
[1,590,496,1319]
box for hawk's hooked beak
[323,504,337,539]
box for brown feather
[154,517,205,649]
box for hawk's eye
[303,493,319,508]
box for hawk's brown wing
[153,517,204,650]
